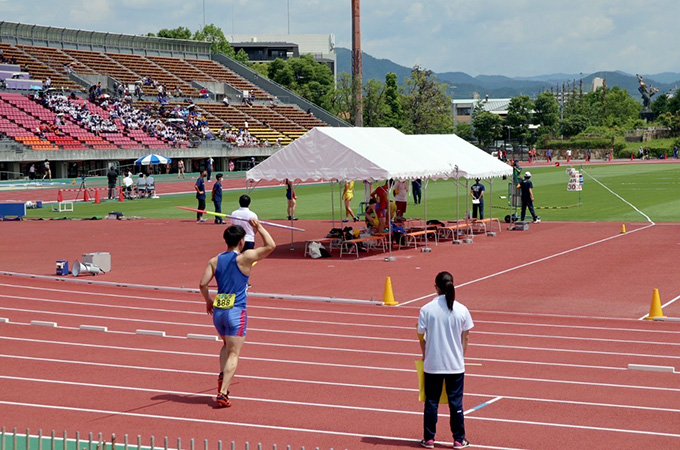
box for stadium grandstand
[0,21,346,179]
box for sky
[2,0,678,77]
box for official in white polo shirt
[230,195,258,250]
[417,271,474,449]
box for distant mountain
[335,47,680,100]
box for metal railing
[0,428,344,450]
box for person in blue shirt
[520,172,540,223]
[195,170,207,222]
[199,219,276,408]
[212,173,224,224]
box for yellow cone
[644,288,666,320]
[621,224,626,233]
[382,276,399,306]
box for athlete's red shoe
[216,392,231,408]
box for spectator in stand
[222,96,230,107]
[44,77,52,89]
[200,88,209,98]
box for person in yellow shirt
[342,180,359,222]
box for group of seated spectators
[122,171,156,199]
[217,126,264,147]
[44,95,118,134]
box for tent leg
[487,178,496,236]
[453,173,462,245]
[421,179,431,253]
[463,178,473,244]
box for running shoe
[419,439,434,449]
[216,392,231,408]
[533,217,541,223]
[453,439,470,449]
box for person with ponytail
[416,271,474,449]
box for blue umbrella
[134,154,172,165]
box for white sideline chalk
[0,318,8,323]
[136,329,166,337]
[187,333,219,341]
[31,320,57,327]
[627,364,675,373]
[80,325,108,332]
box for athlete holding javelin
[199,218,276,407]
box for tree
[268,55,334,109]
[533,91,560,136]
[193,24,235,57]
[154,27,192,40]
[472,103,503,148]
[383,72,404,129]
[362,79,388,127]
[505,95,534,145]
[453,122,474,142]
[234,48,250,65]
[327,72,356,124]
[401,66,453,134]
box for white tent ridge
[246,127,512,183]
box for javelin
[176,206,306,232]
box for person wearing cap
[519,172,540,223]
[470,178,485,220]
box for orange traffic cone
[621,224,626,233]
[382,276,399,306]
[83,189,90,202]
[57,190,63,203]
[644,289,666,320]
[94,189,101,204]
[119,187,125,202]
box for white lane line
[3,357,680,415]
[0,400,523,450]
[3,301,678,349]
[1,339,679,393]
[398,222,656,307]
[2,399,679,441]
[581,169,655,225]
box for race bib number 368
[213,293,236,309]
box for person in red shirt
[371,180,391,231]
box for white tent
[246,127,458,182]
[246,127,512,182]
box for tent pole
[487,178,496,236]
[463,178,473,244]
[421,179,431,252]
[331,180,336,229]
[385,180,395,262]
[453,166,462,245]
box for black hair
[239,194,251,207]
[216,173,223,180]
[223,225,246,248]
[435,271,455,311]
[368,198,377,205]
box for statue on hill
[636,74,659,109]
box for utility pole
[351,0,363,126]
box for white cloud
[1,0,679,76]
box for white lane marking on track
[0,400,524,450]
[2,338,680,391]
[3,357,680,415]
[398,222,656,307]
[3,300,679,347]
[2,399,679,441]
[465,396,503,415]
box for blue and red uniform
[212,251,249,337]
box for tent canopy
[246,127,512,182]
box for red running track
[0,274,679,450]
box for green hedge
[544,138,612,150]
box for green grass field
[23,163,680,222]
